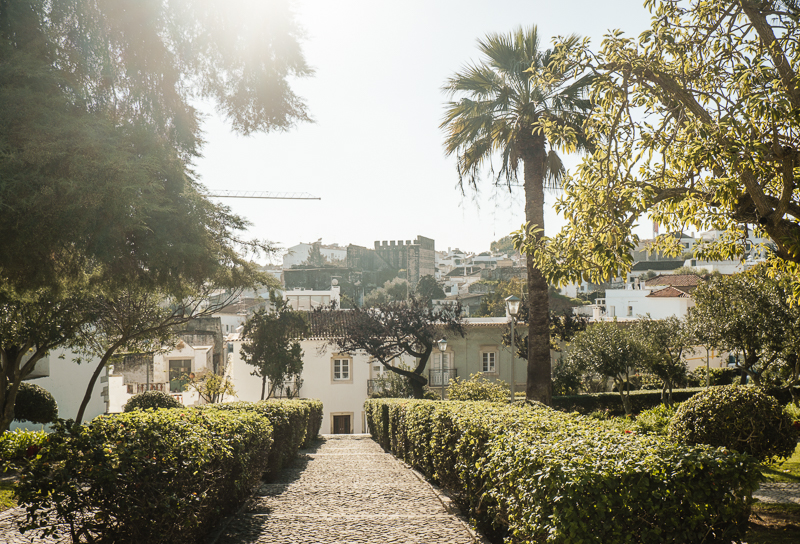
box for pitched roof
[645,274,703,287]
[304,310,359,338]
[646,286,692,298]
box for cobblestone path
[211,434,483,544]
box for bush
[688,367,740,387]
[447,373,509,402]
[669,385,798,461]
[18,408,273,544]
[553,387,708,415]
[204,399,315,476]
[634,404,677,435]
[13,383,58,424]
[365,399,758,544]
[123,390,182,412]
[301,399,323,447]
[0,429,48,470]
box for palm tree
[441,26,591,404]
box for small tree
[567,321,643,415]
[689,271,789,385]
[183,372,236,404]
[322,296,465,399]
[363,278,410,307]
[240,295,308,400]
[415,275,446,306]
[632,316,693,405]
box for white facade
[12,348,107,431]
[228,336,414,434]
[284,285,341,311]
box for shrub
[553,387,708,415]
[301,399,323,447]
[669,385,798,461]
[0,429,47,470]
[123,390,182,412]
[13,383,58,424]
[204,399,313,476]
[786,401,800,421]
[365,399,758,544]
[447,373,509,402]
[634,404,677,435]
[18,408,273,544]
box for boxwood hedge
[365,399,760,544]
[17,398,323,544]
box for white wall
[12,347,107,431]
[604,288,694,320]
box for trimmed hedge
[18,408,273,544]
[123,390,182,412]
[301,399,323,447]
[366,399,759,544]
[554,385,800,415]
[202,399,319,477]
[17,398,324,543]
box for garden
[0,392,323,544]
[365,377,800,544]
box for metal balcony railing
[428,368,457,387]
[126,382,166,395]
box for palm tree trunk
[522,134,552,405]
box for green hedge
[18,408,273,544]
[554,386,800,415]
[17,398,324,543]
[203,399,318,477]
[365,399,759,544]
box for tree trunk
[75,341,126,425]
[616,380,632,416]
[261,374,267,400]
[522,133,552,405]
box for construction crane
[205,190,320,200]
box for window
[169,359,191,392]
[332,356,352,383]
[627,305,633,317]
[482,351,496,373]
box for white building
[282,241,347,268]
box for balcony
[428,368,457,387]
[126,382,167,395]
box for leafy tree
[490,235,516,254]
[183,372,237,404]
[303,242,328,268]
[441,26,592,404]
[321,297,465,399]
[368,362,440,400]
[0,0,309,429]
[567,322,644,415]
[415,275,446,305]
[689,271,790,386]
[240,296,308,400]
[631,316,693,405]
[474,278,526,318]
[518,0,800,291]
[363,278,410,307]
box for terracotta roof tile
[646,286,692,298]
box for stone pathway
[753,482,800,505]
[210,434,483,544]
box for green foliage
[366,399,759,544]
[363,277,410,307]
[123,390,182,412]
[786,402,800,421]
[473,278,526,318]
[490,235,515,254]
[414,275,445,305]
[689,272,790,385]
[631,316,693,404]
[369,365,440,400]
[567,321,644,414]
[12,383,57,424]
[241,295,308,400]
[519,2,800,288]
[18,408,274,543]
[670,386,798,462]
[634,404,677,435]
[689,367,740,387]
[203,399,316,476]
[0,429,47,470]
[554,387,710,416]
[183,373,237,404]
[447,373,509,402]
[552,356,582,395]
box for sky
[193,0,655,264]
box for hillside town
[2,1,800,543]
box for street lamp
[437,337,447,399]
[505,295,521,403]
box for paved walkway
[210,434,483,544]
[1,436,799,543]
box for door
[333,414,350,434]
[431,352,451,386]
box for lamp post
[437,337,447,399]
[505,295,521,403]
